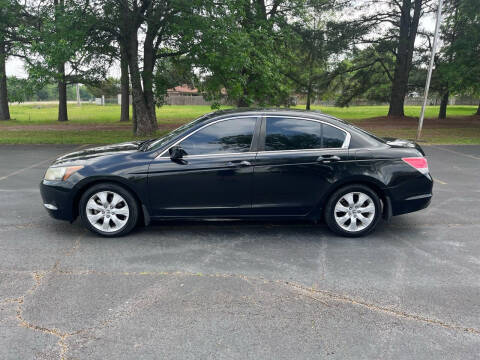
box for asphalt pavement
[0,144,479,359]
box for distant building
[167,85,199,96]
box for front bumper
[39,180,75,221]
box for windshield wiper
[139,138,157,151]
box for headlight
[44,166,83,181]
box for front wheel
[324,185,381,237]
[79,183,139,237]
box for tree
[334,47,396,107]
[5,76,34,103]
[25,0,112,121]
[119,43,130,122]
[196,0,321,108]
[387,0,425,117]
[85,78,121,98]
[438,0,480,116]
[0,0,26,120]
[282,3,369,110]
[331,0,432,115]
[95,0,200,136]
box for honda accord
[40,109,433,237]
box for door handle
[317,155,341,163]
[227,160,252,167]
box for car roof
[202,108,348,126]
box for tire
[324,184,381,237]
[79,183,139,237]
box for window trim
[156,116,261,159]
[259,116,351,153]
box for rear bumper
[391,193,432,216]
[386,173,433,216]
[39,181,75,221]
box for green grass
[5,104,231,125]
[298,104,478,120]
[5,103,478,125]
[1,104,479,144]
[0,130,170,144]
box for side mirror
[169,145,187,161]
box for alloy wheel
[333,192,376,232]
[85,191,130,233]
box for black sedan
[40,109,433,237]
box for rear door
[251,116,350,216]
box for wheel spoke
[111,193,123,207]
[343,193,354,206]
[96,192,108,207]
[335,203,349,213]
[336,214,350,225]
[102,218,111,231]
[357,213,369,224]
[112,215,127,228]
[114,207,129,216]
[361,204,375,213]
[357,193,369,206]
[86,199,104,212]
[87,212,103,223]
[347,219,358,231]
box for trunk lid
[383,137,425,156]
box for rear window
[264,117,347,151]
[323,124,346,148]
[265,118,322,151]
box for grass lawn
[6,104,228,125]
[308,104,478,120]
[1,103,479,144]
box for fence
[297,95,479,107]
[90,94,478,107]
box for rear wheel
[324,184,381,237]
[79,183,139,237]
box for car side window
[323,123,346,148]
[178,117,257,156]
[265,117,322,151]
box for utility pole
[416,0,443,140]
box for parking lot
[0,144,479,359]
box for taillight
[402,157,429,175]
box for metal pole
[417,0,443,140]
[76,83,81,105]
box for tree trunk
[476,101,480,116]
[388,0,422,117]
[120,44,130,122]
[54,0,68,122]
[124,30,156,136]
[305,80,313,110]
[237,97,249,107]
[439,91,449,119]
[143,33,157,124]
[0,42,10,121]
[132,101,137,134]
[57,62,68,122]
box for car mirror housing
[169,145,187,160]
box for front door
[147,117,259,217]
[252,116,350,216]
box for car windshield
[145,113,213,151]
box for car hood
[52,141,144,166]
